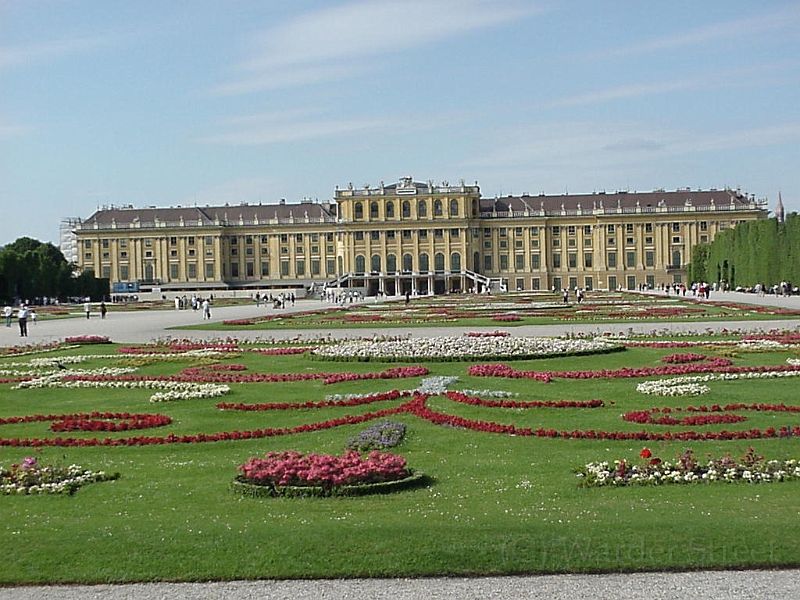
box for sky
[1,0,799,247]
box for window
[672,250,682,268]
[483,255,492,271]
[295,260,305,276]
[102,239,109,248]
[645,251,654,267]
[552,226,560,236]
[644,223,653,233]
[260,235,268,244]
[354,231,364,241]
[419,229,427,239]
[434,229,443,239]
[205,236,213,245]
[606,224,615,234]
[354,202,363,219]
[450,228,460,238]
[246,262,254,277]
[531,254,540,269]
[418,201,427,217]
[584,238,592,247]
[403,253,413,272]
[450,199,459,216]
[672,236,682,244]
[205,263,214,278]
[402,201,411,218]
[102,265,111,279]
[626,251,635,267]
[120,265,129,280]
[326,233,334,242]
[387,254,397,273]
[231,263,239,278]
[607,237,616,246]
[326,259,335,275]
[700,235,708,243]
[433,200,443,216]
[499,227,507,237]
[188,249,195,257]
[626,223,634,234]
[583,225,592,235]
[170,250,178,258]
[700,221,708,231]
[419,253,429,272]
[532,277,541,290]
[484,228,491,237]
[451,252,461,271]
[608,276,617,290]
[280,261,289,276]
[386,202,395,218]
[245,247,253,256]
[672,222,681,232]
[280,247,288,255]
[552,253,561,268]
[552,239,560,247]
[515,254,525,270]
[311,260,320,275]
[102,252,110,259]
[515,240,523,248]
[499,254,508,270]
[499,240,507,249]
[261,261,269,276]
[584,276,593,290]
[516,278,524,291]
[402,230,411,239]
[530,227,539,236]
[607,252,617,268]
[230,248,238,256]
[370,231,380,241]
[246,236,253,245]
[295,234,303,243]
[311,245,319,254]
[371,254,381,272]
[355,255,366,273]
[568,253,577,268]
[626,237,634,245]
[230,236,237,245]
[434,253,445,272]
[645,236,654,245]
[370,202,379,219]
[567,226,576,236]
[145,238,153,247]
[280,234,288,243]
[568,238,576,247]
[119,239,127,248]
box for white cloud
[598,5,800,60]
[0,117,33,139]
[212,0,541,94]
[0,31,126,72]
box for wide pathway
[3,290,800,348]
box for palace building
[72,177,769,296]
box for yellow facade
[74,179,768,295]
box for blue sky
[1,0,799,247]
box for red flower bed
[661,353,708,364]
[0,412,171,432]
[622,409,747,426]
[445,391,604,409]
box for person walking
[202,298,211,319]
[3,304,12,327]
[84,301,91,319]
[100,302,107,319]
[17,304,29,337]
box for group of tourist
[4,303,35,336]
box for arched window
[354,202,363,220]
[451,252,461,271]
[387,254,397,273]
[371,254,382,273]
[434,252,445,272]
[403,253,413,272]
[370,202,379,219]
[386,201,395,218]
[402,201,411,218]
[355,254,366,274]
[450,199,459,216]
[433,200,443,216]
[672,250,682,269]
[418,201,427,217]
[419,253,429,273]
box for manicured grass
[1,342,799,584]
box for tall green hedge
[689,213,800,288]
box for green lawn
[1,341,799,584]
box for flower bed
[345,420,406,452]
[233,450,424,497]
[576,447,800,487]
[64,336,111,344]
[1,457,119,495]
[310,336,622,362]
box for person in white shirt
[17,304,30,337]
[3,305,11,327]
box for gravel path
[2,570,799,600]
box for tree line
[689,213,799,289]
[0,237,109,304]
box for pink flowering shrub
[236,450,412,497]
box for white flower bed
[636,362,800,396]
[311,336,619,361]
